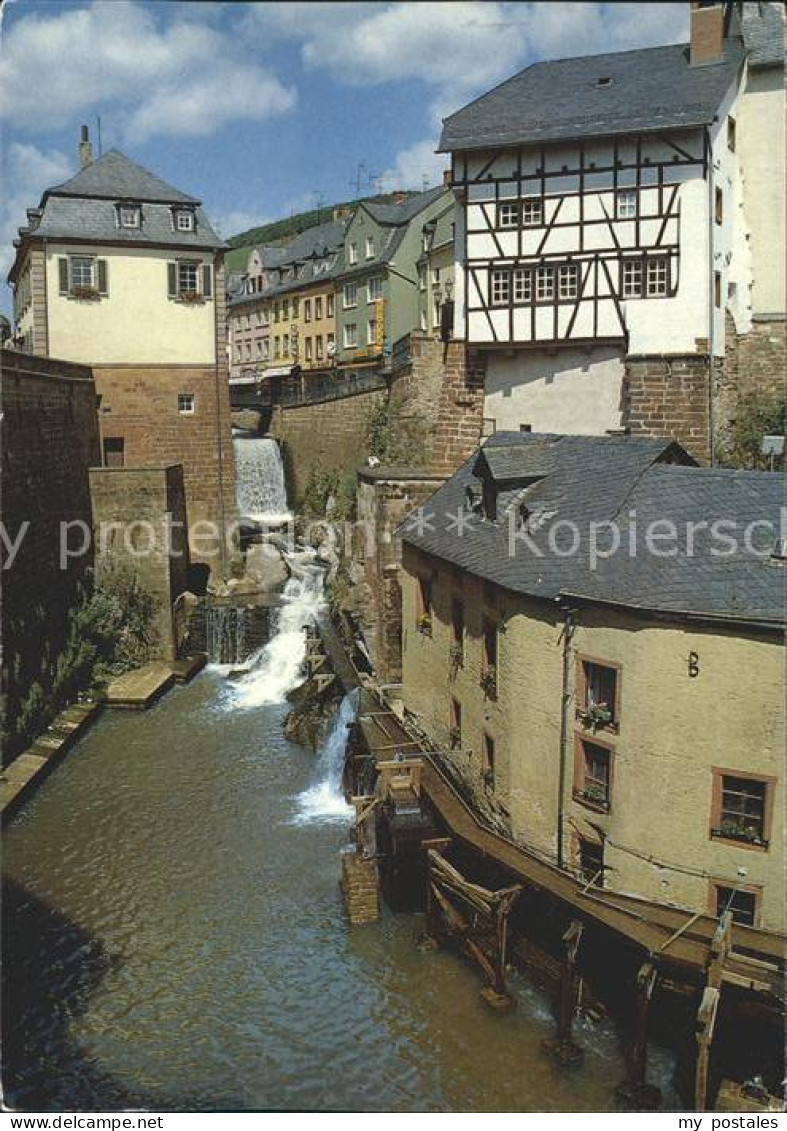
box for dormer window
[118,204,141,229]
[174,209,195,232]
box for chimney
[443,169,452,187]
[392,191,408,204]
[79,124,93,169]
[689,1,726,66]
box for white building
[439,1,784,459]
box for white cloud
[381,139,449,193]
[0,142,71,292]
[0,0,295,143]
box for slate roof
[400,432,785,628]
[740,1,785,68]
[47,151,199,203]
[228,218,348,307]
[438,41,743,153]
[364,185,447,225]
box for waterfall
[233,436,290,523]
[231,562,326,708]
[205,605,247,665]
[292,691,357,825]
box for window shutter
[58,257,69,295]
[97,259,108,296]
[167,262,177,298]
[202,263,213,298]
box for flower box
[573,785,610,813]
[179,290,204,304]
[72,285,100,300]
[711,823,768,849]
[578,699,613,731]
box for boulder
[244,542,289,591]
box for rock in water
[244,543,290,591]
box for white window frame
[178,393,195,415]
[432,298,441,329]
[536,266,554,301]
[367,276,383,303]
[344,322,358,349]
[490,269,510,306]
[367,318,377,346]
[348,241,358,265]
[71,256,96,289]
[498,202,519,228]
[616,190,637,220]
[175,210,195,232]
[513,268,532,303]
[522,198,543,226]
[558,264,579,300]
[622,259,643,298]
[343,283,357,309]
[119,204,141,229]
[327,294,335,318]
[178,261,199,296]
[646,257,668,297]
[305,337,313,361]
[262,339,270,360]
[365,236,375,259]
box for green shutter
[202,264,213,299]
[97,259,108,296]
[58,257,69,295]
[167,262,177,298]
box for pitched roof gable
[47,150,199,204]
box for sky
[0,0,689,312]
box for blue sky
[0,0,688,310]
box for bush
[721,393,785,470]
[365,395,402,463]
[299,466,357,520]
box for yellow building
[228,216,347,380]
[400,433,785,933]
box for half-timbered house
[439,1,784,458]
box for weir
[232,434,290,523]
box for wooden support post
[615,960,662,1110]
[694,910,731,1112]
[543,920,584,1067]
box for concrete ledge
[106,662,176,709]
[171,653,208,683]
[1,702,102,822]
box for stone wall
[89,465,190,660]
[270,385,389,503]
[720,315,786,449]
[93,364,237,570]
[1,349,101,757]
[623,353,712,464]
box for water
[205,605,247,666]
[233,436,290,523]
[1,579,681,1112]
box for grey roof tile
[439,42,743,152]
[400,432,785,626]
[32,195,224,250]
[48,150,199,203]
[364,186,447,225]
[740,1,785,68]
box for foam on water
[292,690,357,825]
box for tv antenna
[350,162,367,195]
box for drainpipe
[707,126,717,466]
[214,254,229,580]
[556,601,578,870]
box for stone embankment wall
[1,349,101,758]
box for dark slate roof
[228,218,348,307]
[740,1,785,68]
[438,41,743,153]
[364,185,447,225]
[47,150,199,203]
[400,432,785,627]
[28,195,224,250]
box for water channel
[3,572,681,1112]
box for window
[367,318,377,346]
[262,339,270,360]
[417,574,432,632]
[178,393,195,415]
[622,259,643,298]
[103,437,125,468]
[450,598,464,666]
[365,236,375,259]
[315,296,323,320]
[727,116,736,152]
[174,210,194,232]
[292,298,299,318]
[282,300,289,320]
[536,266,554,301]
[343,283,357,309]
[647,258,668,296]
[715,271,722,308]
[118,204,140,228]
[327,332,335,351]
[282,333,289,355]
[522,197,543,226]
[483,734,496,788]
[559,264,579,300]
[177,261,198,295]
[450,698,462,748]
[304,299,312,323]
[712,773,770,847]
[343,322,357,349]
[513,268,532,303]
[71,256,95,289]
[715,186,723,224]
[235,343,242,362]
[327,293,335,318]
[575,738,611,811]
[481,618,497,697]
[418,265,427,292]
[616,190,637,219]
[714,885,758,927]
[578,838,604,887]
[348,241,358,265]
[498,202,519,228]
[433,298,441,329]
[274,336,281,358]
[255,338,263,358]
[491,269,510,306]
[578,659,619,729]
[245,341,252,360]
[274,304,280,323]
[431,267,441,287]
[316,335,324,360]
[368,276,383,302]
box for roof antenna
[96,115,102,158]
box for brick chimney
[79,124,93,169]
[443,169,452,186]
[392,191,408,204]
[690,1,726,66]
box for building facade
[335,188,453,366]
[400,432,785,933]
[8,133,236,564]
[439,1,785,461]
[417,202,456,340]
